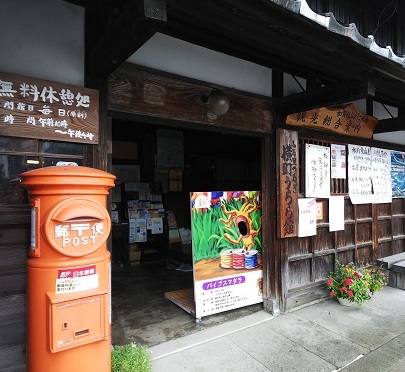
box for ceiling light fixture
[202,88,230,119]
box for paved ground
[111,260,263,347]
[150,286,405,371]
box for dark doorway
[110,119,263,346]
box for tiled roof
[271,0,405,67]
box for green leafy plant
[363,264,388,293]
[111,343,152,372]
[326,261,387,306]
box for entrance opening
[110,119,262,347]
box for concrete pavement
[150,286,405,371]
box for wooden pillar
[261,134,283,314]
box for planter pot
[337,297,354,307]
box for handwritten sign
[286,103,377,139]
[305,144,330,198]
[0,71,99,144]
[348,144,373,204]
[371,147,392,204]
[298,198,317,237]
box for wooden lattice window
[0,136,84,204]
[299,137,348,196]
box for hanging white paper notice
[329,195,344,232]
[298,198,317,237]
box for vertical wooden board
[378,219,392,238]
[277,129,299,238]
[0,273,26,295]
[288,260,310,288]
[315,255,334,280]
[357,246,373,265]
[392,216,405,236]
[355,203,372,219]
[0,227,30,245]
[313,226,333,252]
[344,198,354,220]
[357,221,372,243]
[336,251,355,264]
[377,241,391,258]
[335,230,346,247]
[287,236,309,256]
[393,240,404,255]
[391,198,404,215]
[344,224,355,246]
[0,294,26,325]
[396,273,405,290]
[0,248,27,272]
[0,322,25,348]
[376,203,390,217]
[0,344,26,371]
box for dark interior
[112,119,262,230]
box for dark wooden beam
[373,117,405,133]
[108,63,272,134]
[274,80,376,115]
[272,69,284,99]
[86,0,167,78]
[373,77,405,108]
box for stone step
[376,252,405,269]
[392,260,405,273]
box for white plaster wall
[129,34,401,144]
[372,102,403,146]
[0,0,84,86]
[374,131,405,144]
[127,33,273,97]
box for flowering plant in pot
[326,261,387,306]
[363,264,388,293]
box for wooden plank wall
[0,205,30,372]
[283,131,405,311]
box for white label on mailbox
[30,207,36,249]
[55,265,99,293]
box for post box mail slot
[43,197,111,257]
[47,290,109,353]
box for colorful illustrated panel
[391,150,405,198]
[190,191,263,319]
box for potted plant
[363,264,388,293]
[111,342,153,372]
[325,261,387,306]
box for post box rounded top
[20,165,116,190]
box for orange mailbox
[20,165,116,372]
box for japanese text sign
[277,129,299,238]
[0,71,99,144]
[286,103,377,139]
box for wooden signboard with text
[277,128,299,238]
[0,72,99,144]
[286,103,377,139]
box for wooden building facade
[2,0,405,370]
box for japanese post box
[20,165,116,372]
